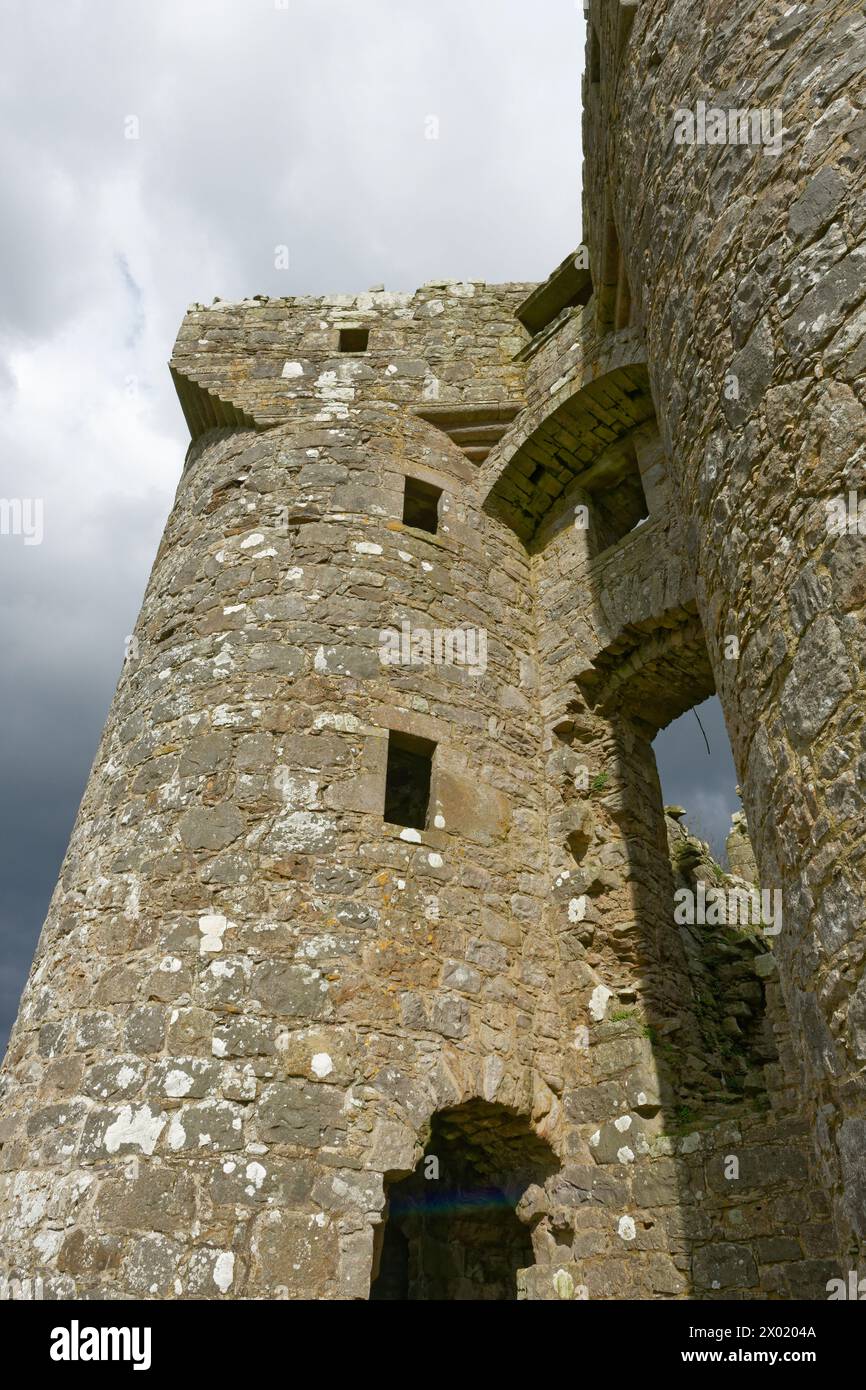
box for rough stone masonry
[0,0,864,1299]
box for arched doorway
[369,1099,558,1301]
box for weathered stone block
[249,1208,339,1298]
[257,1081,346,1148]
[166,1101,245,1153]
[253,961,330,1020]
[179,803,245,851]
[692,1243,759,1291]
[96,1166,197,1234]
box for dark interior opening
[339,326,369,352]
[370,1222,409,1301]
[592,445,649,551]
[383,730,435,830]
[369,1101,557,1301]
[576,438,650,558]
[402,476,442,534]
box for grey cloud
[653,696,742,863]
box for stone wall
[584,0,866,1257]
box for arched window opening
[369,1101,557,1301]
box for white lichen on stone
[588,984,613,1021]
[199,914,229,954]
[103,1105,166,1156]
[618,1215,636,1242]
[213,1251,235,1293]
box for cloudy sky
[0,0,738,1052]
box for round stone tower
[0,284,581,1300]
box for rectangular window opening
[575,440,651,561]
[592,470,649,555]
[402,476,442,534]
[384,730,435,830]
[339,327,369,353]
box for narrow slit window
[590,26,601,84]
[339,327,369,353]
[384,731,435,830]
[402,476,442,534]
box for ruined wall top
[170,282,535,449]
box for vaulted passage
[369,1101,557,1301]
[574,608,781,1111]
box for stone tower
[1,0,863,1299]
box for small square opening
[339,327,369,353]
[384,730,435,830]
[402,476,442,534]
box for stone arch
[369,1099,559,1301]
[575,602,716,738]
[479,347,655,545]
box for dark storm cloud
[0,0,586,1050]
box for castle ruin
[1,0,864,1299]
